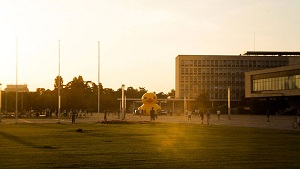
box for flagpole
[15,38,18,123]
[98,41,100,122]
[58,40,61,123]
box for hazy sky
[1,0,300,93]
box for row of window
[180,90,243,100]
[181,76,244,83]
[180,67,278,75]
[181,59,288,68]
[181,68,250,74]
[180,85,244,92]
[252,75,300,92]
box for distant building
[245,64,300,114]
[4,84,29,92]
[175,51,300,106]
[245,64,300,98]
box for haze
[0,0,300,93]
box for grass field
[0,122,300,169]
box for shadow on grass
[100,120,150,124]
[0,131,57,149]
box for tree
[3,74,175,115]
[167,89,175,98]
[138,87,147,97]
[194,93,211,110]
[36,88,45,95]
[37,89,53,111]
[156,92,167,99]
[68,76,87,110]
[126,86,142,98]
[101,88,118,111]
[54,76,63,89]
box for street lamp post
[121,84,125,120]
[16,38,18,123]
[21,88,23,114]
[228,86,231,120]
[98,41,101,123]
[5,90,7,115]
[58,40,61,124]
[125,95,126,119]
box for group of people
[199,110,212,124]
[188,109,222,124]
[149,108,222,125]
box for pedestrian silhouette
[266,109,270,122]
[150,107,155,125]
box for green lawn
[0,122,299,169]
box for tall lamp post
[16,38,18,123]
[97,41,100,123]
[58,40,61,124]
[121,84,125,120]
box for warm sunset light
[1,0,300,93]
[1,1,300,168]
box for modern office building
[245,64,300,98]
[245,64,300,114]
[175,51,300,106]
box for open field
[1,119,300,168]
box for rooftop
[243,51,300,56]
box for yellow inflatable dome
[138,92,161,115]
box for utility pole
[58,40,61,124]
[98,41,101,122]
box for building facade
[245,64,300,98]
[245,64,300,114]
[175,51,300,105]
[4,84,29,92]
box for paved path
[1,113,299,131]
[124,114,299,131]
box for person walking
[150,107,156,125]
[71,110,76,123]
[217,110,221,120]
[266,109,270,122]
[200,110,204,124]
[187,110,192,122]
[104,110,107,122]
[206,109,211,125]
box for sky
[0,0,300,93]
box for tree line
[2,75,175,114]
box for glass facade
[252,75,300,92]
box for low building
[4,84,29,92]
[245,64,300,114]
[245,64,300,98]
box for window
[252,74,300,92]
[198,60,201,66]
[296,75,300,89]
[180,60,185,66]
